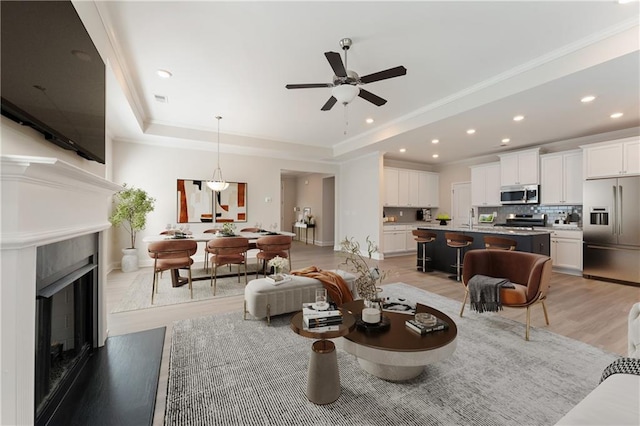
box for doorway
[451,182,472,228]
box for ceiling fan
[285,38,407,111]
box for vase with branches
[339,236,387,301]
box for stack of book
[405,318,448,335]
[302,303,343,332]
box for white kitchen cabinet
[583,138,640,178]
[405,228,417,253]
[384,167,439,207]
[550,229,583,274]
[383,225,407,254]
[470,162,501,206]
[499,148,540,185]
[384,167,399,206]
[418,172,439,207]
[540,150,583,205]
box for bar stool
[412,230,437,272]
[484,235,517,251]
[445,232,474,282]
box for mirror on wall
[177,179,214,223]
[214,182,247,223]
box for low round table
[338,300,457,381]
[290,310,356,404]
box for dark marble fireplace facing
[34,233,99,425]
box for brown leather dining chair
[206,237,250,295]
[461,249,552,341]
[256,235,293,277]
[202,228,220,272]
[147,239,198,303]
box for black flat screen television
[1,1,106,164]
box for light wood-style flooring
[106,241,639,425]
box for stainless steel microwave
[500,184,539,205]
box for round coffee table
[290,310,356,404]
[338,300,457,381]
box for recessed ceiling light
[399,148,406,153]
[581,95,596,103]
[365,118,374,124]
[610,112,624,118]
[431,139,439,144]
[513,115,525,121]
[502,138,510,143]
[618,0,633,4]
[432,154,439,158]
[157,69,173,78]
[466,129,476,135]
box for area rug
[165,283,620,425]
[111,264,260,313]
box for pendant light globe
[206,115,229,192]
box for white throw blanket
[468,274,515,313]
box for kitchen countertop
[417,224,553,236]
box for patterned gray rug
[111,264,260,313]
[166,283,620,425]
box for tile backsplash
[478,205,582,226]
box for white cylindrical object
[362,307,381,324]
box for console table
[293,222,315,245]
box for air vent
[154,94,168,103]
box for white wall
[337,152,384,258]
[111,140,339,267]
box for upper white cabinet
[470,162,501,206]
[540,150,583,205]
[582,138,640,179]
[499,148,540,186]
[418,171,439,207]
[383,167,439,207]
[384,167,399,206]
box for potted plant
[109,184,156,272]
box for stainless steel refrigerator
[583,176,640,284]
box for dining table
[142,230,295,287]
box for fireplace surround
[1,155,120,425]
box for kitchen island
[416,225,551,274]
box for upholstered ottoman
[243,270,356,324]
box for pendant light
[206,115,229,192]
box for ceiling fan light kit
[206,115,230,192]
[285,37,407,111]
[332,84,360,104]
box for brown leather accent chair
[256,235,293,277]
[461,249,552,340]
[206,237,250,295]
[147,240,198,303]
[483,235,517,250]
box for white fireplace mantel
[1,155,120,425]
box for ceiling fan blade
[321,96,337,111]
[359,66,407,84]
[325,51,347,78]
[358,89,387,106]
[286,83,332,89]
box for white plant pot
[121,248,139,272]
